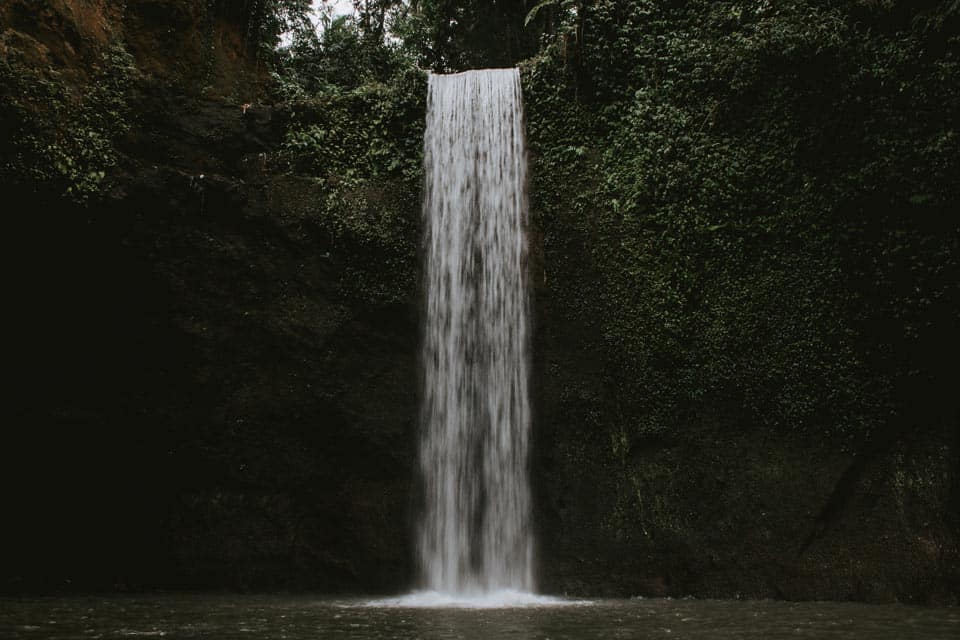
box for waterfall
[418,68,534,595]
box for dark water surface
[1,594,957,639]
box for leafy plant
[0,40,136,202]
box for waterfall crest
[418,68,534,595]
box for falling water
[418,68,534,596]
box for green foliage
[258,0,958,445]
[277,62,427,304]
[525,0,959,452]
[395,0,547,71]
[271,13,415,100]
[0,41,136,203]
[526,1,566,28]
[244,0,316,54]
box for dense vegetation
[262,0,959,445]
[519,1,959,565]
[0,41,136,201]
[528,0,960,444]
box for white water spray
[417,68,534,596]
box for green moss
[524,0,959,448]
[273,67,426,305]
[0,40,136,203]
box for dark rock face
[526,152,959,603]
[525,138,960,603]
[531,382,959,603]
[3,1,417,594]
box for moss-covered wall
[522,0,959,603]
[3,0,422,594]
